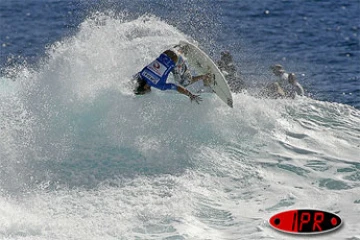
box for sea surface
[0,0,359,239]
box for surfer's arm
[176,86,202,104]
[295,82,305,96]
[161,82,201,104]
[191,75,206,82]
[191,73,212,86]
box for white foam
[0,13,359,239]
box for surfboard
[176,41,233,108]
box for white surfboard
[176,41,233,108]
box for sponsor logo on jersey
[142,70,160,85]
[148,60,167,77]
[153,62,160,69]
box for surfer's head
[288,73,296,84]
[134,76,151,95]
[271,64,285,76]
[163,50,179,64]
[221,50,231,57]
[220,51,233,65]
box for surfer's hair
[271,64,284,72]
[134,77,149,95]
[163,50,178,63]
[288,73,296,83]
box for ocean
[0,0,359,239]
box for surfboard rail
[177,41,233,108]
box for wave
[0,13,359,239]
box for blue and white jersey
[140,53,178,91]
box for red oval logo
[153,62,160,69]
[269,209,342,235]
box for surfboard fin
[227,98,233,108]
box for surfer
[261,64,304,98]
[133,48,210,104]
[217,51,244,92]
[271,64,289,88]
[217,51,237,81]
[286,73,304,98]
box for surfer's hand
[189,93,202,104]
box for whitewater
[0,14,359,240]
